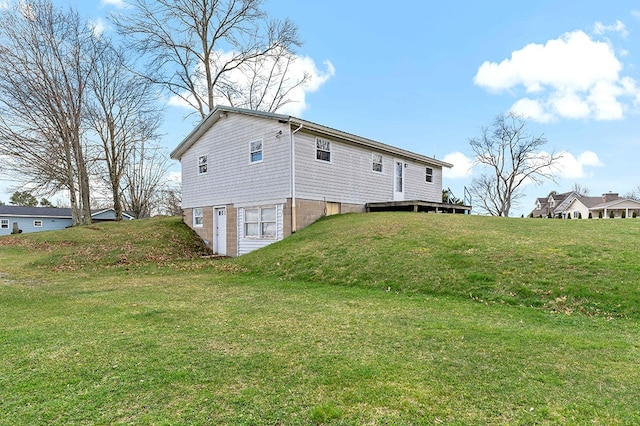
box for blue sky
[2,0,640,216]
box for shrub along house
[171,106,467,257]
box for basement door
[393,160,405,201]
[214,207,227,256]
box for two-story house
[171,106,458,257]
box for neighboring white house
[171,106,461,257]
[530,192,640,219]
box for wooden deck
[366,200,472,214]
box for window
[193,208,203,227]
[316,138,331,162]
[372,153,383,173]
[198,155,208,174]
[250,140,263,163]
[573,211,579,219]
[244,206,277,238]
[1,219,8,229]
[34,220,43,227]
[425,167,433,183]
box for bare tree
[122,141,170,219]
[157,183,182,216]
[624,186,640,201]
[0,0,93,225]
[571,183,590,196]
[469,112,562,216]
[86,37,162,221]
[217,45,310,112]
[111,0,304,119]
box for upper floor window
[250,140,263,163]
[316,138,331,162]
[425,167,433,183]
[372,153,383,173]
[1,219,8,229]
[193,208,203,227]
[198,155,208,174]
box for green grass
[1,214,640,424]
[238,213,640,319]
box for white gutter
[290,123,303,233]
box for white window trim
[1,219,8,229]
[193,208,204,228]
[250,139,263,164]
[425,167,434,183]
[198,155,208,175]
[372,153,383,173]
[315,137,332,163]
[243,206,277,239]
[33,220,43,227]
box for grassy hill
[238,212,640,319]
[1,214,640,424]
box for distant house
[171,105,468,257]
[0,206,134,235]
[530,192,640,219]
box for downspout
[290,122,303,233]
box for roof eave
[171,106,452,169]
[170,106,291,160]
[289,117,453,168]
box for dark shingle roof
[0,205,73,218]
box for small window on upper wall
[425,167,433,183]
[34,220,43,227]
[250,140,263,163]
[316,138,331,162]
[198,155,208,174]
[372,153,383,173]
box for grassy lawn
[1,215,640,425]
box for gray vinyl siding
[0,216,72,235]
[237,204,284,255]
[294,131,443,204]
[181,114,291,209]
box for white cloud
[167,170,181,183]
[552,150,604,179]
[277,57,336,116]
[510,98,553,122]
[474,30,640,122]
[100,0,128,8]
[442,152,474,179]
[593,20,628,37]
[168,52,335,117]
[89,18,107,36]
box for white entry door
[393,160,404,201]
[214,207,227,256]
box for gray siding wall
[181,114,292,209]
[293,131,443,204]
[0,217,72,235]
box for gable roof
[0,205,73,218]
[591,198,640,209]
[170,105,453,169]
[576,196,604,208]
